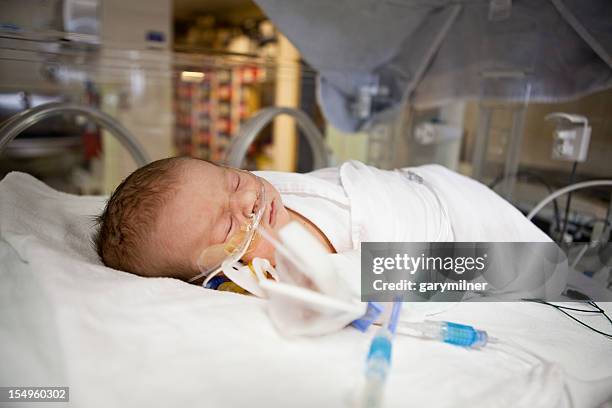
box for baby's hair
[93,156,191,277]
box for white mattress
[1,172,611,408]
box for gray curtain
[255,0,612,132]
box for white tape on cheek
[251,257,279,282]
[221,258,279,298]
[222,262,266,298]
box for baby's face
[151,160,292,282]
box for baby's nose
[231,188,258,222]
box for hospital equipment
[545,113,591,163]
[225,106,333,170]
[220,258,279,298]
[489,171,563,234]
[258,221,352,297]
[0,102,151,166]
[205,275,247,294]
[524,299,612,339]
[195,211,328,298]
[261,278,364,314]
[397,320,490,349]
[527,180,612,221]
[256,222,367,335]
[362,301,402,408]
[187,172,267,285]
[351,302,385,333]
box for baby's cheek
[242,237,276,265]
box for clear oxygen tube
[395,319,609,406]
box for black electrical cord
[489,171,562,234]
[559,161,579,243]
[592,300,612,326]
[524,298,612,339]
[605,204,612,239]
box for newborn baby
[95,157,338,284]
[95,156,550,285]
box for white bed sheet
[1,172,611,408]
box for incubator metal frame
[0,102,151,167]
[224,106,332,170]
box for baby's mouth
[269,198,276,226]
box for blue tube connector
[441,322,488,348]
[362,328,392,408]
[399,320,489,348]
[362,302,402,408]
[366,329,392,378]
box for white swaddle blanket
[338,160,551,244]
[336,161,563,303]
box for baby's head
[94,157,292,283]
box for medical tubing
[362,302,401,408]
[255,225,312,277]
[491,337,612,386]
[487,339,575,408]
[571,244,589,269]
[387,301,402,335]
[527,180,612,220]
[526,300,612,339]
[489,171,562,232]
[398,320,489,348]
[364,302,400,378]
[559,161,578,243]
[367,329,392,374]
[486,336,555,371]
[363,327,392,408]
[362,375,385,408]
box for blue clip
[351,302,384,332]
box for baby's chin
[242,238,277,266]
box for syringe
[397,320,490,348]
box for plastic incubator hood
[254,0,612,132]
